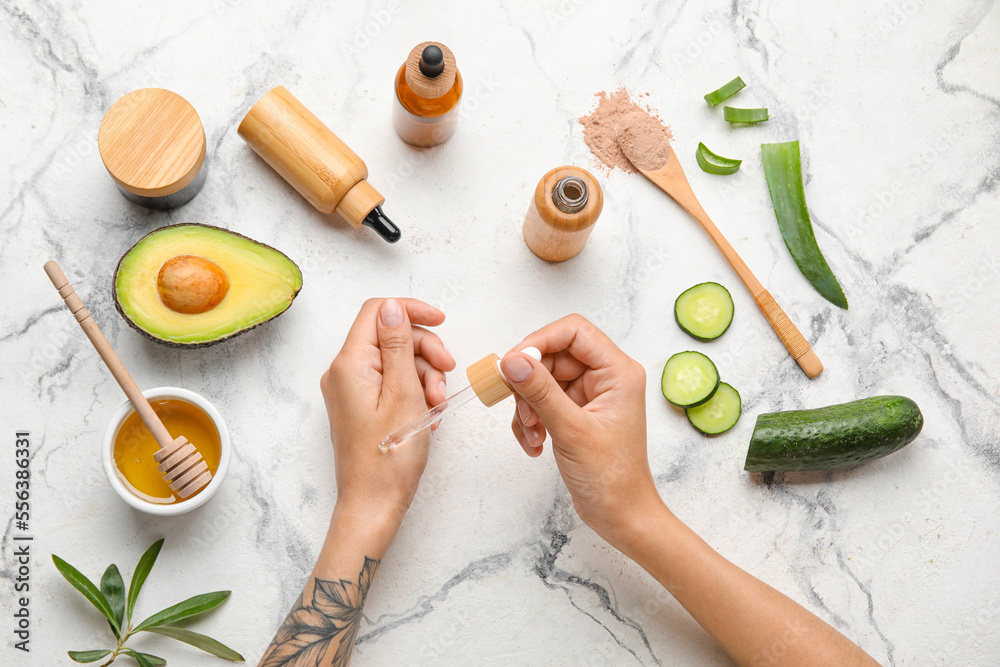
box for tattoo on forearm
[260,557,380,667]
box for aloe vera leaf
[704,76,746,106]
[724,106,769,123]
[760,141,849,309]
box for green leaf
[128,539,164,624]
[52,555,121,638]
[101,564,126,631]
[704,76,746,107]
[134,591,231,632]
[68,649,112,663]
[121,648,157,667]
[723,106,770,124]
[760,141,849,309]
[145,625,245,661]
[696,142,742,176]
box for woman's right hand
[499,314,662,548]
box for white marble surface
[3,0,1000,664]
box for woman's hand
[500,314,660,549]
[321,298,456,527]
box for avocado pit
[157,255,230,314]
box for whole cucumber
[744,396,923,472]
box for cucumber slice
[686,383,741,434]
[674,282,734,340]
[661,351,720,408]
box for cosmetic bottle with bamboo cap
[522,166,604,262]
[393,41,463,148]
[98,88,207,210]
[237,86,401,243]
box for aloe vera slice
[760,141,848,309]
[704,77,746,107]
[724,106,769,124]
[696,143,742,175]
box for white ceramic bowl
[102,387,230,516]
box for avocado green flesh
[114,224,303,347]
[744,396,923,472]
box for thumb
[500,350,579,434]
[377,298,418,386]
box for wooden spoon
[44,261,212,498]
[617,135,823,379]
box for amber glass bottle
[393,42,463,147]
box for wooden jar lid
[99,88,206,198]
[405,41,457,98]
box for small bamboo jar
[393,41,463,148]
[522,166,603,262]
[98,88,207,210]
[238,86,400,242]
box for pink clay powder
[579,87,673,173]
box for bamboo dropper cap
[466,348,542,407]
[405,41,457,98]
[237,86,400,242]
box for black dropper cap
[418,45,445,77]
[362,205,401,243]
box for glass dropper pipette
[379,347,541,451]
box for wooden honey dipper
[44,261,212,498]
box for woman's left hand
[321,297,455,525]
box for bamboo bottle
[238,86,400,243]
[393,41,463,147]
[522,166,603,262]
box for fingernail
[444,347,456,363]
[517,398,531,423]
[437,381,447,401]
[380,298,404,327]
[524,424,541,445]
[502,355,533,383]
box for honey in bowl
[113,399,221,504]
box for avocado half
[113,223,303,347]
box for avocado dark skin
[113,223,303,348]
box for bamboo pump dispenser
[238,86,401,243]
[523,166,604,262]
